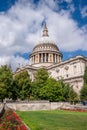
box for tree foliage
[40,78,62,101]
[83,67,87,84]
[13,68,79,102]
[31,68,73,102]
[59,80,70,101]
[0,65,79,102]
[0,65,13,101]
[34,68,49,86]
[31,68,49,99]
[80,84,87,101]
[69,86,78,104]
[80,67,87,101]
[15,71,31,100]
[40,78,71,102]
[10,79,19,101]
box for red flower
[0,110,28,130]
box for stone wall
[2,102,87,111]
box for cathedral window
[39,54,41,62]
[66,74,68,77]
[74,65,77,74]
[56,69,60,73]
[50,54,52,62]
[35,55,38,62]
[65,66,69,70]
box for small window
[66,74,68,77]
[56,69,60,73]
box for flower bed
[0,109,28,130]
[61,108,87,112]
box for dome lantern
[42,22,49,37]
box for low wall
[3,102,87,111]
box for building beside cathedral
[14,23,87,94]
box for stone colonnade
[31,53,61,64]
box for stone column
[59,55,61,62]
[48,54,50,62]
[45,53,46,62]
[34,55,35,63]
[41,53,43,62]
[55,54,56,63]
[57,55,59,63]
[31,56,33,64]
[33,56,34,64]
[43,53,45,62]
[38,54,39,63]
[56,54,57,63]
[52,54,53,62]
[58,55,60,62]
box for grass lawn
[17,110,87,130]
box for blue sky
[0,0,87,70]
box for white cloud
[56,0,72,3]
[64,0,72,3]
[0,0,87,70]
[0,56,29,71]
[68,3,75,13]
[81,6,87,18]
[38,0,60,11]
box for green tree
[40,78,63,102]
[10,79,19,101]
[69,86,78,104]
[0,65,13,101]
[0,82,7,101]
[35,68,49,85]
[80,67,87,101]
[15,71,31,100]
[80,84,87,101]
[83,67,87,84]
[31,68,49,99]
[60,80,70,101]
[31,68,78,102]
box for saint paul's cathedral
[14,23,87,94]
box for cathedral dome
[32,43,59,53]
[30,23,62,67]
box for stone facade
[14,23,87,94]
